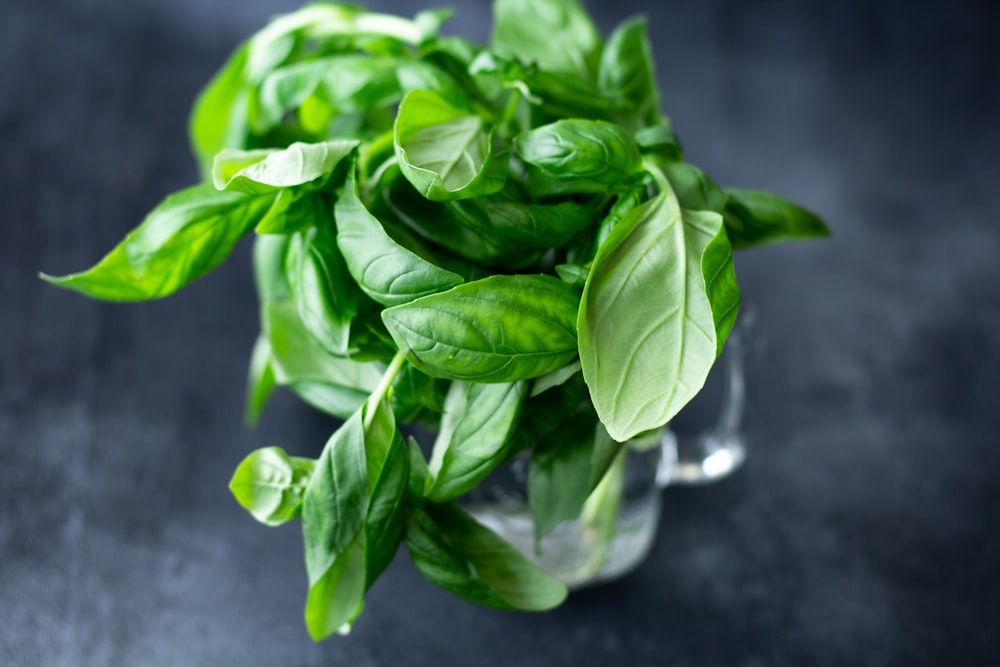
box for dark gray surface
[3,0,999,664]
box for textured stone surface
[2,0,998,665]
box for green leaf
[244,334,277,427]
[252,234,292,302]
[508,372,589,458]
[287,220,360,357]
[554,263,589,288]
[598,17,660,132]
[391,362,448,422]
[723,188,830,249]
[492,0,601,81]
[635,121,683,162]
[213,140,359,194]
[256,56,404,133]
[335,169,464,306]
[514,119,642,194]
[189,42,251,176]
[425,380,527,502]
[42,185,273,301]
[530,361,582,397]
[485,201,596,248]
[578,187,740,442]
[394,89,507,201]
[255,189,327,235]
[528,410,597,540]
[660,161,727,213]
[405,502,567,610]
[264,301,383,418]
[304,532,367,641]
[229,446,315,526]
[381,274,580,383]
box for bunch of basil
[43,0,828,640]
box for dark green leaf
[492,0,601,81]
[634,121,683,162]
[660,161,727,212]
[579,187,740,441]
[485,201,596,248]
[42,186,273,301]
[598,17,660,132]
[229,446,315,526]
[425,380,527,502]
[287,220,359,357]
[382,275,580,383]
[723,188,830,249]
[394,90,507,201]
[335,169,465,306]
[528,411,597,540]
[405,502,567,610]
[529,361,581,397]
[391,362,448,421]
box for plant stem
[364,350,407,431]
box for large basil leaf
[42,185,272,301]
[514,119,642,194]
[264,300,383,418]
[213,140,358,193]
[492,0,601,81]
[404,502,567,611]
[229,446,315,526]
[381,275,580,383]
[425,380,527,502]
[335,170,464,306]
[724,188,830,249]
[598,17,660,132]
[287,219,359,357]
[578,190,740,442]
[394,90,507,201]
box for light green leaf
[381,275,580,383]
[492,0,601,81]
[244,334,277,427]
[335,169,465,306]
[394,90,507,201]
[42,185,273,301]
[229,446,315,526]
[530,361,582,397]
[578,187,740,442]
[425,380,527,502]
[213,140,359,194]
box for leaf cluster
[43,0,828,640]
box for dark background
[3,0,999,664]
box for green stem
[363,350,407,432]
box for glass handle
[658,308,755,487]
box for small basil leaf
[723,188,831,249]
[635,121,683,162]
[514,119,642,192]
[213,140,359,194]
[492,0,601,81]
[244,334,277,427]
[256,189,327,235]
[425,380,528,502]
[530,361,582,397]
[381,274,580,383]
[42,186,273,301]
[362,398,410,587]
[660,161,728,213]
[554,264,589,289]
[598,17,660,132]
[594,183,648,252]
[304,532,367,641]
[287,219,359,358]
[229,446,315,526]
[405,502,567,610]
[253,234,292,302]
[394,90,507,201]
[335,169,465,307]
[391,362,448,421]
[579,189,740,442]
[509,373,589,458]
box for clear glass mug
[462,311,755,587]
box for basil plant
[44,0,828,640]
